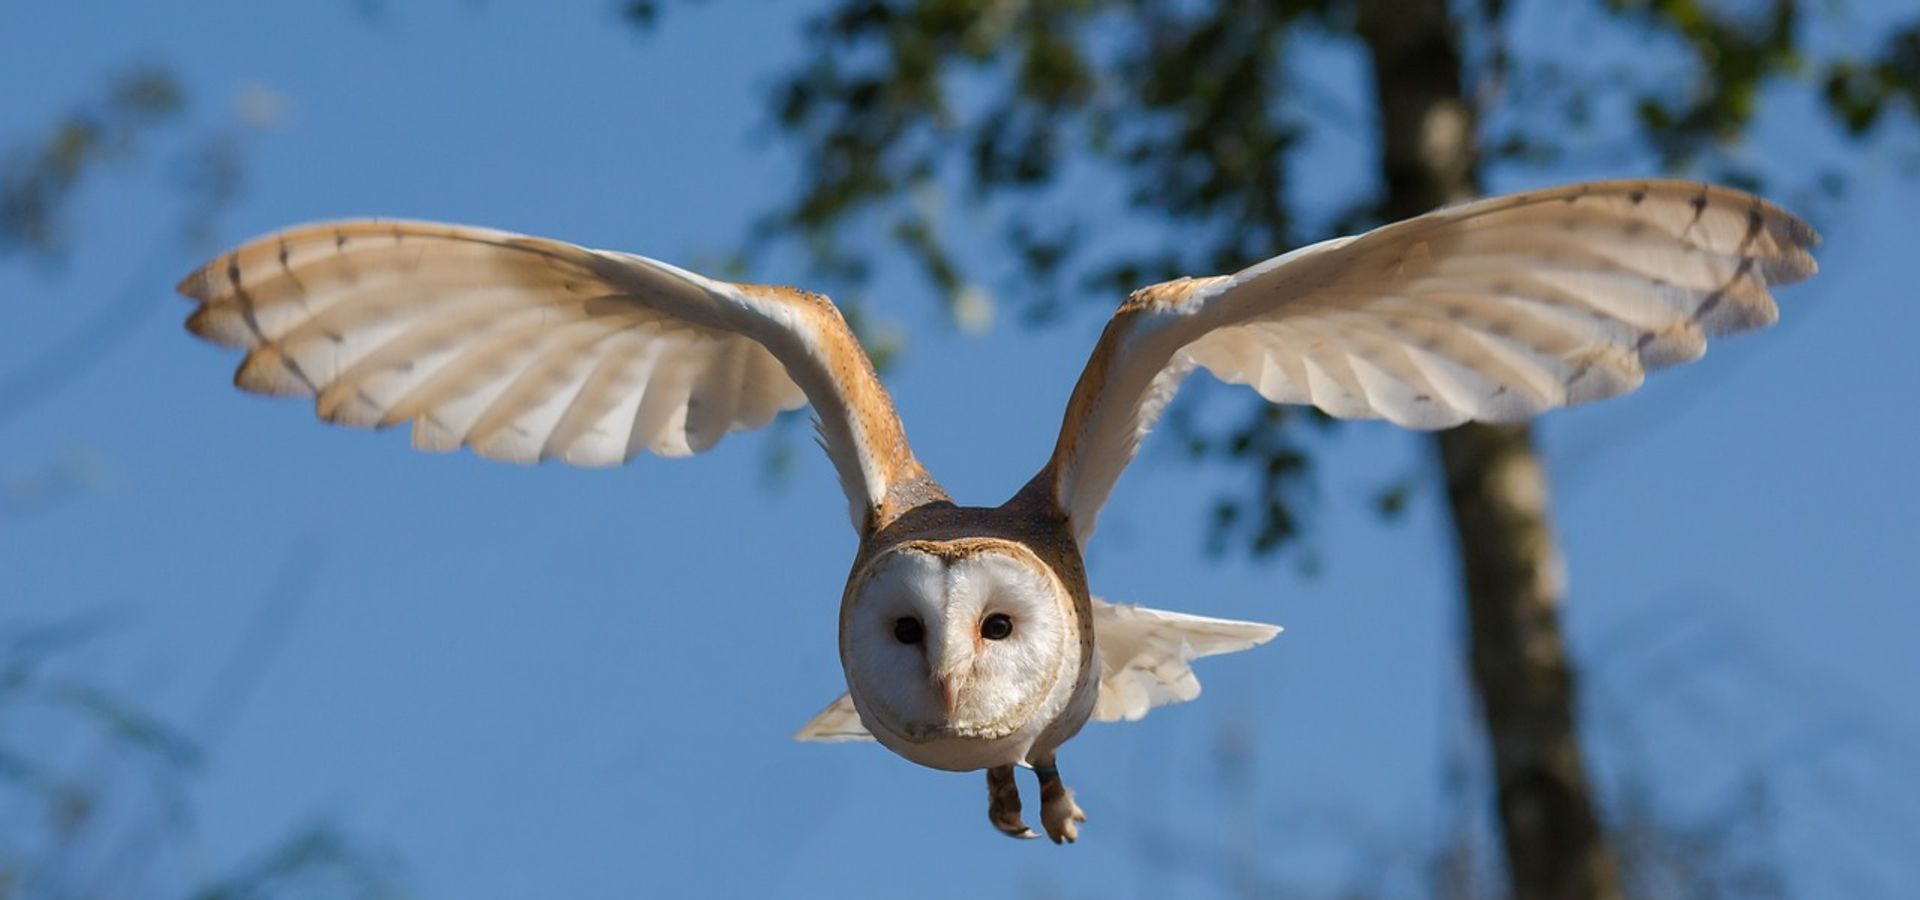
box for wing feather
[1039,180,1819,544]
[180,220,927,530]
[1088,599,1281,723]
[794,693,875,743]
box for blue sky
[4,1,1917,897]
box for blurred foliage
[1607,781,1784,900]
[0,619,404,900]
[630,0,1916,557]
[0,68,268,433]
[0,64,260,271]
[0,62,390,899]
[0,66,182,260]
[1821,21,1920,135]
[1590,0,1807,182]
[0,449,111,519]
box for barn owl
[176,180,1816,843]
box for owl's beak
[932,653,970,716]
[935,673,965,716]
[931,624,971,717]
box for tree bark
[1355,2,1623,898]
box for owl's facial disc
[843,545,1068,742]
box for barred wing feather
[1041,180,1820,544]
[178,220,922,531]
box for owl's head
[841,540,1072,745]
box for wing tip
[232,347,315,397]
[1228,621,1285,651]
[184,304,251,347]
[1779,209,1822,251]
[1761,205,1820,286]
[175,265,210,300]
[1763,245,1819,286]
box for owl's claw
[1040,787,1086,844]
[986,765,1038,839]
[1032,755,1087,845]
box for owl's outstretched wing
[1036,180,1820,544]
[179,220,928,531]
[794,598,1279,740]
[1087,599,1280,723]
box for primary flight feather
[178,179,1816,843]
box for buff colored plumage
[176,179,1817,844]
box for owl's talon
[1041,790,1085,844]
[1032,755,1086,844]
[986,765,1036,839]
[991,813,1040,840]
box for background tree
[619,1,1918,897]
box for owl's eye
[893,617,924,644]
[980,613,1014,641]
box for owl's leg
[986,765,1039,839]
[1030,752,1088,844]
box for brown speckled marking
[275,238,309,299]
[737,283,933,534]
[1696,256,1756,322]
[217,250,322,393]
[1123,277,1219,313]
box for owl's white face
[842,545,1071,746]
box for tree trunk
[1355,2,1623,899]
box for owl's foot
[1033,757,1087,844]
[986,765,1038,839]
